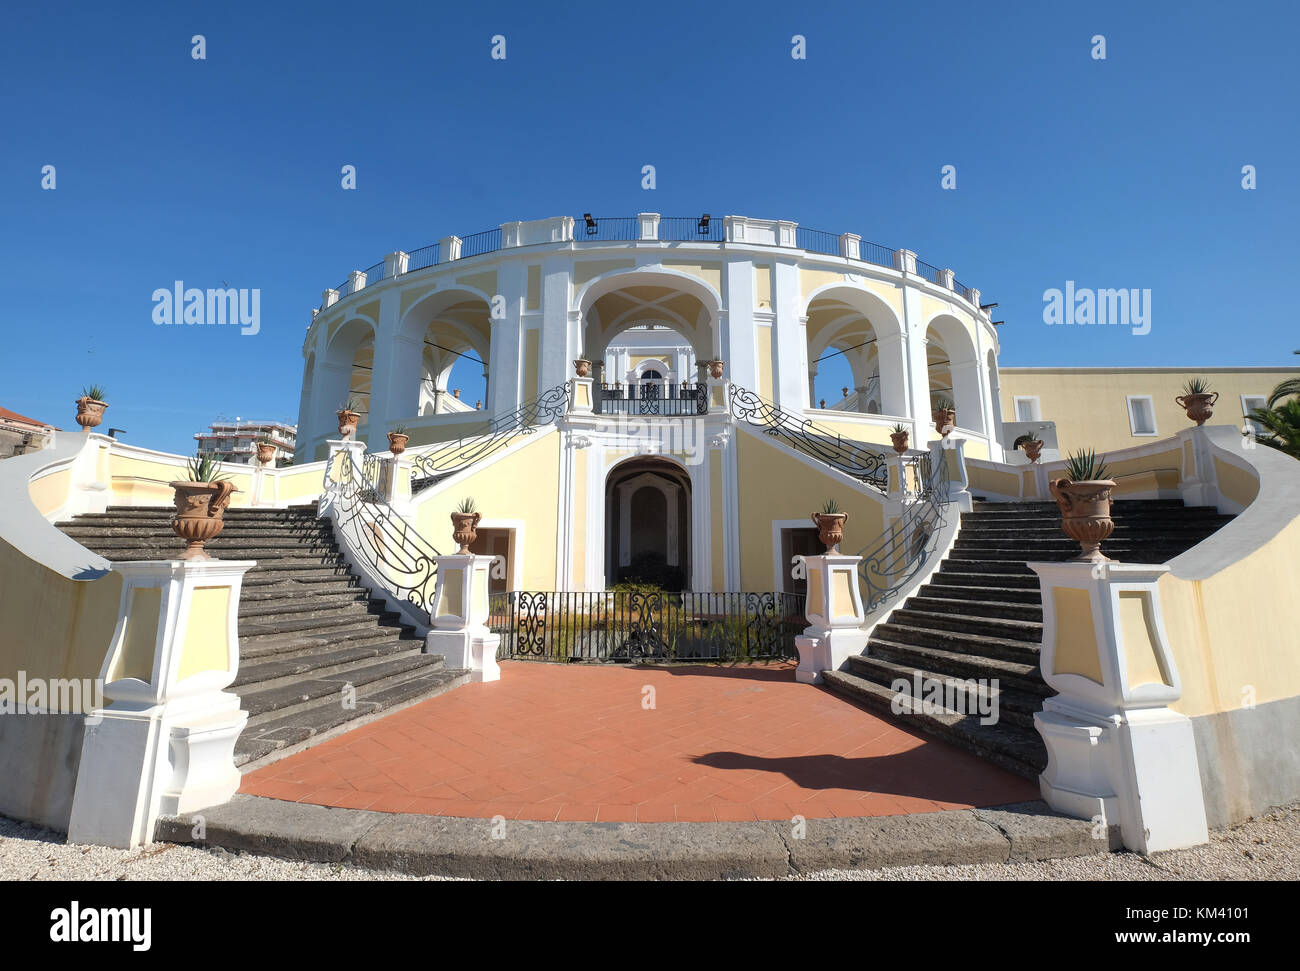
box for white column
[722,259,758,392]
[771,261,808,411]
[490,261,525,415]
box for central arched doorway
[606,457,691,591]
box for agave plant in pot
[254,435,276,465]
[889,423,910,455]
[1049,449,1115,563]
[811,498,849,553]
[75,384,108,431]
[450,497,481,553]
[1021,429,1044,463]
[931,396,956,437]
[387,424,409,456]
[169,454,237,560]
[336,397,361,437]
[1175,377,1218,426]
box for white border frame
[1012,394,1041,422]
[1125,394,1158,437]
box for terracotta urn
[255,442,275,464]
[169,480,237,560]
[706,360,725,380]
[336,409,360,437]
[1049,478,1116,563]
[1175,391,1218,426]
[890,431,910,455]
[573,359,592,378]
[451,511,481,554]
[1023,439,1044,463]
[811,512,849,554]
[75,396,107,431]
[932,408,956,437]
[387,432,409,456]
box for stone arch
[395,287,494,419]
[579,269,722,373]
[804,284,907,416]
[924,313,984,433]
[604,455,692,590]
[317,316,377,436]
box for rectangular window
[1013,396,1041,422]
[1241,395,1267,435]
[1126,395,1157,436]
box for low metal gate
[489,590,806,662]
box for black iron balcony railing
[595,382,708,417]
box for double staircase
[822,498,1234,778]
[56,505,468,770]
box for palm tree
[1248,379,1300,458]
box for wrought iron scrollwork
[323,445,443,619]
[727,384,891,494]
[856,450,950,612]
[409,383,572,493]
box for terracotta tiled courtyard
[240,661,1038,822]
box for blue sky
[2,1,1296,452]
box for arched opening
[605,457,691,591]
[399,289,493,418]
[925,314,984,434]
[318,317,377,438]
[804,286,906,415]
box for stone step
[940,557,1036,575]
[821,670,1046,779]
[843,653,1045,730]
[240,623,415,661]
[905,595,1043,624]
[240,653,445,724]
[239,606,402,640]
[917,582,1043,605]
[235,638,426,690]
[235,667,470,770]
[926,570,1043,590]
[62,519,333,535]
[239,577,366,599]
[952,530,1221,549]
[867,635,1047,693]
[968,499,1197,513]
[238,591,373,620]
[888,608,1043,644]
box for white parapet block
[793,553,868,685]
[1030,560,1209,854]
[425,553,504,682]
[569,376,595,415]
[67,557,255,848]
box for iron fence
[860,240,897,268]
[913,259,942,284]
[407,242,440,272]
[796,227,841,256]
[596,382,708,416]
[490,590,805,662]
[363,260,385,285]
[658,216,725,242]
[577,216,639,241]
[460,228,502,258]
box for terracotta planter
[336,409,361,437]
[450,511,481,554]
[169,480,237,560]
[573,359,592,378]
[890,431,910,455]
[387,432,409,456]
[1049,478,1116,563]
[75,396,107,432]
[1023,439,1043,463]
[1175,391,1218,426]
[932,409,956,437]
[705,360,725,380]
[255,443,275,464]
[811,512,849,554]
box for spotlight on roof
[698,213,711,235]
[583,213,598,235]
[107,428,127,439]
[992,320,1005,326]
[980,302,998,311]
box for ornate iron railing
[489,590,805,662]
[727,384,891,494]
[408,383,571,493]
[856,448,952,611]
[596,382,708,416]
[323,446,443,619]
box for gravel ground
[2,803,1296,882]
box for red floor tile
[241,661,1037,822]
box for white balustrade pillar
[425,554,505,682]
[1030,561,1209,854]
[67,557,256,848]
[638,212,661,240]
[569,376,595,415]
[793,553,868,684]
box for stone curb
[155,795,1121,880]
